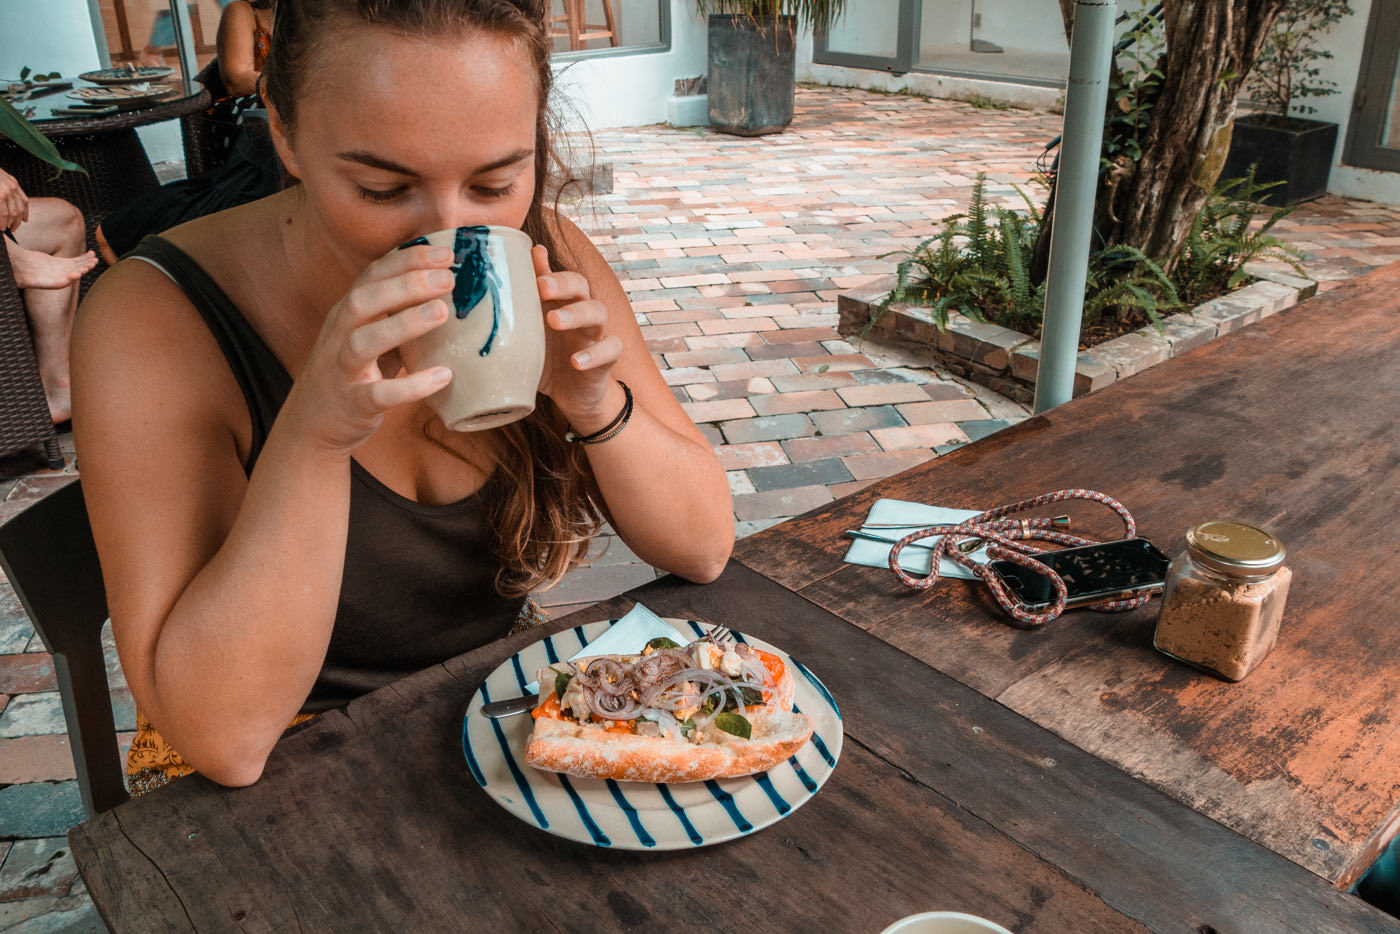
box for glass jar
[1153,520,1292,682]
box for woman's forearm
[582,397,733,583]
[145,415,353,785]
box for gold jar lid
[1185,520,1286,579]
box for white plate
[67,85,177,108]
[2,77,72,89]
[79,66,174,85]
[462,618,843,850]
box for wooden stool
[549,0,618,51]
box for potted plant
[1222,0,1353,205]
[695,0,848,137]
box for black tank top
[129,235,522,711]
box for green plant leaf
[0,98,85,176]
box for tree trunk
[1032,1,1288,279]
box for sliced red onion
[634,648,690,685]
[585,686,642,720]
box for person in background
[72,0,733,792]
[96,0,278,265]
[1,168,97,424]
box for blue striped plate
[462,618,842,850]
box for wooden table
[68,264,1400,932]
[732,259,1400,892]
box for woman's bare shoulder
[73,240,250,449]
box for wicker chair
[0,244,63,469]
[180,60,238,179]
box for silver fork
[706,624,736,645]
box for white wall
[0,0,101,78]
[551,0,708,131]
[1306,0,1400,204]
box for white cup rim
[877,911,1014,934]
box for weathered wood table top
[734,259,1400,890]
[67,264,1400,933]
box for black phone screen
[988,538,1170,609]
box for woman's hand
[533,245,626,431]
[283,244,457,456]
[0,169,28,232]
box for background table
[0,84,210,270]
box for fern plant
[868,174,1179,338]
[1175,169,1307,305]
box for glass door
[1345,0,1400,173]
[814,0,917,74]
[917,0,1069,86]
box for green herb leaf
[645,637,680,650]
[0,97,85,177]
[714,712,752,739]
[680,718,696,738]
[553,671,572,700]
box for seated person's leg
[5,197,97,423]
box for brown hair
[263,0,605,598]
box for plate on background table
[67,85,177,108]
[463,618,843,850]
[47,105,120,118]
[3,77,73,90]
[79,66,175,85]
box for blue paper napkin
[843,498,991,580]
[522,603,688,693]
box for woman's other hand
[533,244,627,433]
[0,169,29,232]
[282,243,456,456]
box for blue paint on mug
[399,226,505,356]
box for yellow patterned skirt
[128,596,550,795]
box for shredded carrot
[603,719,636,734]
[531,695,564,720]
[755,649,785,704]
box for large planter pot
[707,14,795,137]
[1221,113,1339,206]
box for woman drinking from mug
[71,0,733,792]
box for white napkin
[842,499,991,580]
[522,603,689,694]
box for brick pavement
[3,86,1400,925]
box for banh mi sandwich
[523,635,814,783]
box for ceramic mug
[878,912,1015,934]
[396,225,545,431]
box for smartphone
[987,537,1170,610]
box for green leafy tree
[1244,0,1354,118]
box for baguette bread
[523,640,813,783]
[525,706,813,783]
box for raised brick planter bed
[837,265,1317,404]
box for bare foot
[6,244,98,290]
[47,384,72,425]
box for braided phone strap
[886,489,1153,628]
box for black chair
[0,479,128,815]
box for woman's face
[271,24,539,276]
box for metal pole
[86,0,113,69]
[1032,0,1116,414]
[170,0,200,96]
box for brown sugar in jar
[1153,520,1292,682]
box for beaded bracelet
[565,381,633,444]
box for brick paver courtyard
[3,85,1399,927]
